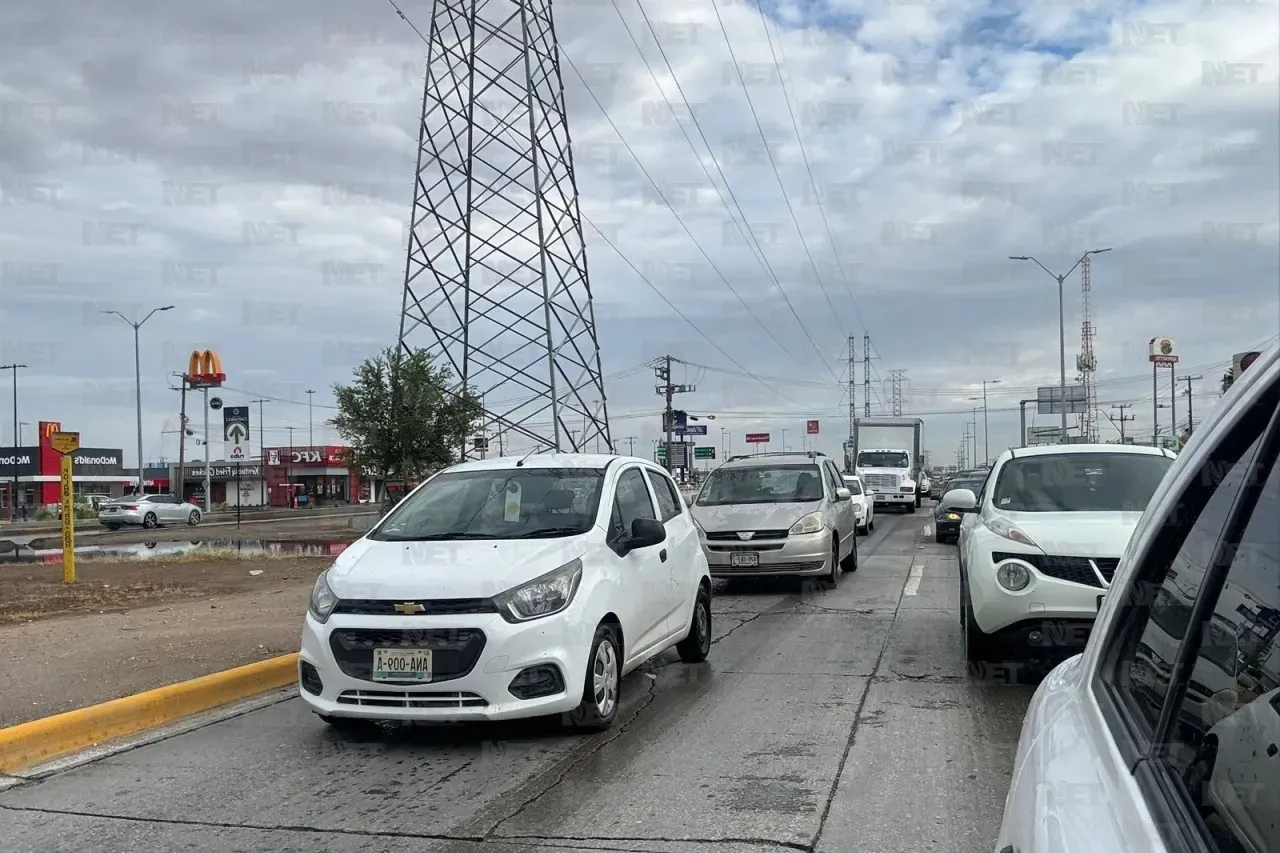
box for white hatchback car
[842,475,876,534]
[947,443,1177,664]
[995,344,1279,853]
[298,453,713,732]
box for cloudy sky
[1,0,1276,470]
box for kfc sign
[292,450,322,463]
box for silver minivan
[688,452,858,586]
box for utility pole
[1111,403,1134,443]
[1178,375,1203,436]
[286,426,295,507]
[250,399,268,505]
[175,374,187,499]
[202,387,211,510]
[306,389,315,447]
[655,356,694,475]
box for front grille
[704,529,789,541]
[328,628,486,684]
[336,689,488,708]
[714,560,825,574]
[862,474,898,490]
[992,552,1119,589]
[332,598,498,616]
[705,543,785,552]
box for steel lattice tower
[847,335,858,437]
[862,335,872,417]
[396,0,609,456]
[888,369,906,416]
[1076,254,1098,442]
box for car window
[611,467,657,540]
[991,452,1174,512]
[1160,445,1278,852]
[645,469,682,522]
[823,462,842,496]
[696,464,824,505]
[843,478,862,496]
[1116,418,1268,737]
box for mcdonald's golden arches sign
[185,350,226,388]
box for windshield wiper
[512,527,586,538]
[379,532,499,541]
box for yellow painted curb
[0,653,299,773]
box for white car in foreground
[299,453,713,732]
[947,442,1177,664]
[995,344,1279,853]
[842,475,875,534]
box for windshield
[1198,618,1239,674]
[1151,588,1193,638]
[946,478,985,495]
[842,478,863,495]
[697,464,824,506]
[991,453,1173,512]
[369,467,606,541]
[857,451,909,468]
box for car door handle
[659,549,667,562]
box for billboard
[1148,336,1178,365]
[1036,385,1088,415]
[745,432,770,444]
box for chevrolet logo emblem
[392,602,425,614]
[737,532,754,541]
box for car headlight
[309,569,339,623]
[495,558,583,623]
[789,512,825,535]
[945,512,960,521]
[996,561,1031,591]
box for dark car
[933,474,986,543]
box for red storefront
[263,445,367,508]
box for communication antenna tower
[395,0,609,457]
[1075,253,1099,442]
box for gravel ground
[0,556,330,726]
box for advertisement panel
[69,448,124,476]
[0,448,38,478]
[745,432,770,444]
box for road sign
[694,446,715,459]
[59,452,76,584]
[209,396,223,410]
[49,431,80,455]
[746,432,770,444]
[806,420,819,435]
[223,406,250,462]
[1036,385,1088,415]
[680,424,708,436]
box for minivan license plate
[372,648,432,682]
[730,552,759,568]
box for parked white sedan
[98,494,203,530]
[995,343,1279,853]
[299,453,713,731]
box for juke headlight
[309,569,339,623]
[495,558,584,623]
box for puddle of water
[2,539,353,564]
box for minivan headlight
[789,512,825,535]
[495,558,583,623]
[309,569,339,623]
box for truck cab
[854,448,919,512]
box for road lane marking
[904,562,923,596]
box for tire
[142,512,158,529]
[840,534,858,572]
[566,623,621,732]
[676,586,711,663]
[820,536,841,589]
[856,524,867,536]
[868,518,874,532]
[187,510,200,526]
[915,495,922,508]
[934,530,945,544]
[962,587,997,665]
[106,523,121,531]
[905,502,916,514]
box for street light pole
[251,398,269,505]
[104,305,174,494]
[306,389,315,447]
[982,379,1000,464]
[1,363,28,520]
[1009,250,1110,440]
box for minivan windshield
[369,467,606,541]
[697,464,824,506]
[857,451,909,468]
[991,452,1173,513]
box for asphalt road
[0,510,1033,853]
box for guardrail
[0,504,375,535]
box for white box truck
[847,417,924,512]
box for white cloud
[0,0,1275,469]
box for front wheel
[676,586,711,663]
[905,502,916,514]
[566,623,621,732]
[142,512,158,529]
[820,536,841,589]
[187,510,200,526]
[840,535,858,572]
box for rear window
[991,452,1173,512]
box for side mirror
[942,488,977,512]
[628,517,667,550]
[835,488,852,501]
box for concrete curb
[0,653,299,774]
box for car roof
[995,443,1175,463]
[720,454,825,469]
[443,453,656,473]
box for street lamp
[1009,249,1111,438]
[103,305,174,494]
[969,379,1001,464]
[1,363,28,520]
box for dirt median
[0,556,332,727]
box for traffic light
[1232,351,1261,381]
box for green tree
[330,347,481,502]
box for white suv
[945,443,1176,664]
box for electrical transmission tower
[395,0,609,458]
[862,334,878,417]
[1076,253,1099,442]
[847,335,858,438]
[888,369,906,416]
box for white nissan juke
[298,454,714,732]
[948,443,1177,665]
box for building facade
[262,445,380,507]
